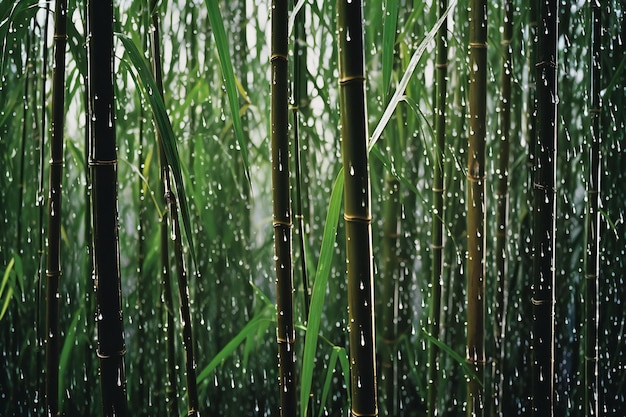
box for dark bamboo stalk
[428,0,448,414]
[467,0,487,413]
[271,1,297,415]
[148,4,179,415]
[585,0,601,415]
[493,0,512,414]
[338,1,378,415]
[149,4,199,415]
[45,0,67,414]
[531,0,558,413]
[292,0,310,321]
[86,0,129,414]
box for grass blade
[205,0,251,186]
[300,171,344,417]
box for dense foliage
[1,0,624,416]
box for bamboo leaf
[205,0,251,186]
[117,33,197,269]
[369,0,457,150]
[58,308,83,408]
[0,256,16,320]
[382,0,399,100]
[301,170,344,417]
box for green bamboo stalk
[271,0,297,415]
[148,3,179,415]
[149,3,199,415]
[86,0,129,414]
[380,171,400,417]
[45,0,67,414]
[531,0,558,412]
[467,0,487,413]
[584,0,601,414]
[428,0,447,414]
[493,0,512,414]
[338,1,377,415]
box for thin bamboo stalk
[271,1,297,415]
[467,0,487,412]
[531,0,558,413]
[45,0,67,414]
[428,0,448,414]
[148,4,179,415]
[86,0,129,414]
[338,1,378,415]
[292,0,310,321]
[493,0,512,414]
[149,4,200,415]
[584,0,601,414]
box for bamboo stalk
[86,0,129,414]
[467,0,487,413]
[45,0,67,414]
[148,4,180,415]
[531,0,558,413]
[428,0,448,414]
[584,0,601,414]
[338,1,378,415]
[493,0,512,414]
[271,0,297,414]
[149,4,200,415]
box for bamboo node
[430,243,444,249]
[53,34,68,40]
[343,213,371,223]
[535,59,557,69]
[532,182,555,192]
[466,173,485,183]
[530,297,552,306]
[88,158,117,166]
[432,187,445,192]
[273,219,293,228]
[339,74,366,84]
[435,62,448,69]
[97,347,127,359]
[468,42,487,49]
[270,53,288,62]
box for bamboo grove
[0,0,624,416]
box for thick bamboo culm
[271,0,297,415]
[86,0,129,415]
[467,0,487,413]
[532,0,558,413]
[427,0,448,414]
[337,0,378,415]
[45,0,67,415]
[493,0,513,413]
[584,0,602,415]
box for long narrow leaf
[300,171,344,417]
[117,34,197,268]
[205,0,251,186]
[369,0,457,150]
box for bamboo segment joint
[88,158,117,166]
[344,213,372,223]
[339,75,366,84]
[273,219,293,228]
[435,62,448,69]
[531,297,554,306]
[53,34,68,40]
[469,42,487,49]
[271,53,288,62]
[466,173,485,182]
[535,59,557,69]
[49,159,64,166]
[533,182,555,192]
[97,347,127,359]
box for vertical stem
[271,0,297,415]
[585,0,601,415]
[493,0,512,414]
[338,1,378,415]
[148,2,179,415]
[86,0,129,414]
[467,0,487,413]
[45,0,67,414]
[428,0,448,414]
[532,0,558,413]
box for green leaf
[117,33,197,270]
[59,308,83,409]
[300,170,344,417]
[205,0,251,186]
[382,0,399,101]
